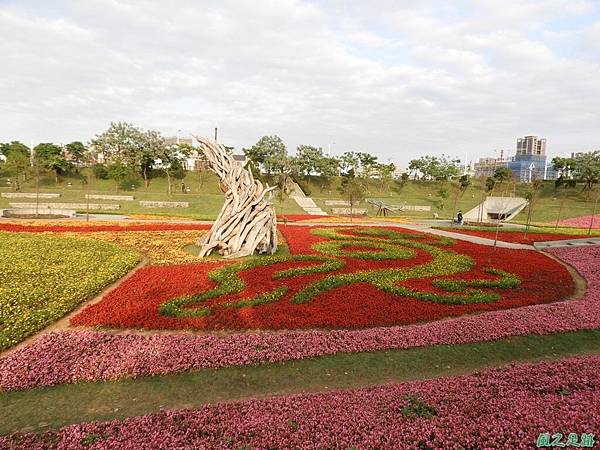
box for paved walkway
[534,237,600,250]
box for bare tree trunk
[193,136,278,258]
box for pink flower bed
[0,244,597,391]
[2,355,599,449]
[559,214,600,229]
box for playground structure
[367,199,431,217]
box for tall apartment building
[507,135,548,182]
[516,136,546,156]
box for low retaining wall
[139,201,189,208]
[85,194,134,201]
[332,207,367,215]
[402,205,431,211]
[9,202,120,211]
[1,192,60,199]
[2,208,77,218]
[324,200,351,206]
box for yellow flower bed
[65,231,204,265]
[0,232,139,351]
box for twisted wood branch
[193,136,278,258]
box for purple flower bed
[2,355,599,449]
[1,245,599,391]
[559,214,600,229]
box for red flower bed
[437,228,593,244]
[71,226,574,331]
[0,223,211,233]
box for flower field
[63,230,205,265]
[1,228,591,391]
[559,214,600,229]
[2,355,598,449]
[0,232,139,351]
[70,226,573,331]
[0,221,211,233]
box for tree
[408,155,460,181]
[315,156,340,193]
[523,178,543,235]
[572,151,600,199]
[294,145,323,184]
[4,151,30,190]
[356,152,378,179]
[393,172,409,195]
[92,164,109,179]
[451,175,472,220]
[34,143,70,183]
[106,161,129,191]
[64,141,86,166]
[292,145,340,192]
[243,135,287,179]
[0,141,30,159]
[339,151,360,175]
[492,167,513,186]
[338,172,366,217]
[159,144,190,194]
[92,122,145,167]
[375,162,395,194]
[139,130,167,188]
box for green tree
[106,161,129,191]
[315,155,340,193]
[492,167,513,186]
[356,152,379,179]
[34,143,70,183]
[375,162,396,193]
[338,172,366,217]
[451,175,472,219]
[339,151,360,175]
[523,178,543,235]
[408,155,460,181]
[0,141,30,159]
[92,122,145,168]
[159,144,191,194]
[64,141,86,166]
[294,145,323,183]
[572,151,600,199]
[4,151,31,190]
[243,135,287,179]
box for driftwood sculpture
[193,136,278,258]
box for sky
[1,0,599,167]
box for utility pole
[214,127,218,142]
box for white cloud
[0,0,599,165]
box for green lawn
[298,178,599,223]
[1,171,597,223]
[2,329,600,435]
[0,171,305,219]
[0,233,139,351]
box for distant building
[506,135,548,182]
[474,157,504,178]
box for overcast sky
[1,0,599,166]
